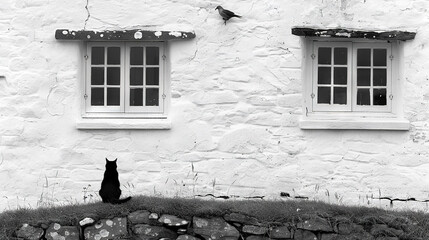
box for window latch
[389,94,393,100]
[389,55,394,60]
[311,53,316,60]
[84,94,88,100]
[84,55,89,60]
[310,93,315,99]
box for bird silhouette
[215,6,241,25]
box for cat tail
[112,196,132,204]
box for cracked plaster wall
[1,0,429,211]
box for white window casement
[78,42,171,129]
[85,42,166,116]
[301,39,409,130]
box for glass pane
[91,67,104,85]
[373,69,387,86]
[146,68,159,85]
[146,47,159,65]
[357,89,370,105]
[318,47,331,65]
[373,88,387,105]
[130,67,143,86]
[107,88,120,106]
[318,67,331,84]
[91,88,104,106]
[317,87,331,104]
[91,47,104,65]
[373,49,387,66]
[334,48,347,65]
[146,88,159,106]
[130,88,143,106]
[107,47,120,65]
[334,67,347,85]
[357,69,370,86]
[334,87,347,105]
[130,47,144,65]
[357,49,371,66]
[107,67,120,85]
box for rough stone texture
[45,223,79,240]
[224,213,260,225]
[128,210,151,224]
[242,225,268,235]
[132,224,178,240]
[294,229,317,240]
[1,0,429,212]
[177,234,201,240]
[15,224,44,240]
[336,222,365,235]
[297,217,332,232]
[84,217,128,240]
[158,214,189,227]
[268,226,292,239]
[246,236,270,240]
[193,217,240,240]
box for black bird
[215,6,241,25]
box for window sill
[299,116,410,130]
[76,118,172,130]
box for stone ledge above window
[291,27,416,41]
[299,116,410,130]
[76,118,172,130]
[55,29,195,41]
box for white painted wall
[1,0,429,211]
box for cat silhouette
[99,158,131,204]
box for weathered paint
[55,29,196,41]
[291,28,416,41]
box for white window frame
[82,41,168,119]
[300,38,409,130]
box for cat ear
[105,158,109,162]
[114,158,118,162]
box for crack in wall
[195,194,265,200]
[84,0,91,30]
[373,196,429,207]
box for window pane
[318,47,331,65]
[130,47,144,65]
[357,69,370,86]
[373,49,387,66]
[373,88,387,105]
[146,88,159,106]
[107,67,120,85]
[146,68,159,85]
[91,47,104,65]
[107,88,120,106]
[373,69,387,86]
[334,67,347,85]
[91,88,104,106]
[334,87,347,105]
[130,67,143,86]
[146,47,159,65]
[317,87,331,104]
[107,47,120,65]
[318,67,331,84]
[357,49,371,66]
[91,67,104,85]
[357,89,370,105]
[334,48,347,65]
[130,88,143,106]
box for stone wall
[1,0,429,211]
[15,209,412,240]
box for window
[301,39,409,130]
[84,42,166,117]
[312,41,391,112]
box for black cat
[99,158,131,204]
